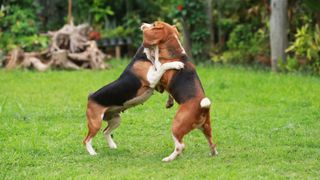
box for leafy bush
[0,2,48,52]
[122,13,142,48]
[213,24,269,64]
[171,0,210,61]
[286,24,319,61]
[211,50,244,64]
[285,24,320,74]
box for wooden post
[270,0,288,72]
[182,19,192,58]
[207,0,214,49]
[115,46,121,59]
[67,0,73,25]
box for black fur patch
[168,63,198,104]
[89,45,148,107]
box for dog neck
[143,46,161,70]
[158,35,186,61]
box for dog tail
[200,97,211,108]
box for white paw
[89,151,98,156]
[86,146,98,155]
[109,141,117,149]
[86,140,98,155]
[211,148,218,156]
[214,149,218,155]
[170,61,184,70]
[162,156,174,162]
[162,61,184,71]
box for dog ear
[154,21,164,29]
[171,25,180,36]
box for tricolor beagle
[141,21,218,162]
[83,45,184,155]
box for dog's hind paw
[89,151,98,155]
[162,156,174,162]
[211,148,218,156]
[108,142,117,149]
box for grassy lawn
[0,60,320,179]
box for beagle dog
[141,21,218,162]
[83,44,184,155]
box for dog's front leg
[147,61,184,88]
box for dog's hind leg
[103,114,121,149]
[83,100,106,155]
[201,113,218,156]
[162,106,195,162]
[162,133,186,162]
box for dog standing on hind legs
[83,45,184,155]
[141,21,218,162]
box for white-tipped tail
[200,97,211,108]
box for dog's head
[140,21,179,48]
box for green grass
[1,60,320,179]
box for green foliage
[123,13,143,48]
[213,24,269,64]
[171,0,210,61]
[211,0,271,65]
[212,50,244,64]
[90,0,114,27]
[302,0,320,13]
[0,2,48,52]
[0,50,4,66]
[1,0,319,75]
[285,24,320,74]
[286,25,319,61]
[216,18,235,32]
[101,26,129,38]
[227,25,253,50]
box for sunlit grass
[0,60,320,178]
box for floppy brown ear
[142,26,164,47]
[171,25,180,36]
[154,21,164,29]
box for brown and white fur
[141,21,218,162]
[83,41,184,155]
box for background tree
[270,0,288,72]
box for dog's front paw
[170,61,184,70]
[162,61,184,71]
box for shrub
[285,24,320,74]
[171,0,210,61]
[0,2,48,52]
[214,24,269,64]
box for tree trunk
[207,0,214,49]
[316,12,320,27]
[270,0,288,72]
[68,0,73,25]
[181,19,192,58]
